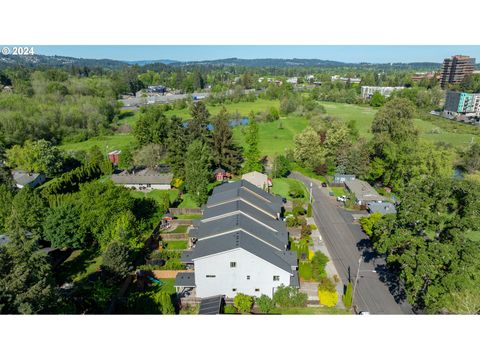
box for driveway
[290,172,412,314]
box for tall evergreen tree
[184,140,212,205]
[242,118,262,173]
[166,115,188,179]
[133,106,170,147]
[188,101,210,144]
[211,107,242,173]
[0,225,56,314]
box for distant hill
[126,59,180,66]
[0,54,444,71]
[0,54,127,70]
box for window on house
[273,275,280,281]
[206,275,216,278]
[246,275,250,280]
[230,262,236,268]
[232,288,237,292]
[255,288,260,292]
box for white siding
[194,248,291,298]
[122,183,171,190]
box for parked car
[321,182,327,187]
[337,195,348,202]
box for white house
[176,180,298,299]
[181,232,297,299]
[111,168,172,191]
[361,86,405,99]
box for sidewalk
[306,216,345,309]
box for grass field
[60,98,479,160]
[319,101,479,148]
[56,248,103,284]
[129,189,179,206]
[177,193,199,208]
[163,240,188,250]
[271,178,308,201]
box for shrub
[318,289,338,307]
[359,213,383,237]
[286,216,299,227]
[224,304,237,314]
[343,282,353,308]
[273,285,308,308]
[301,224,312,238]
[256,295,275,314]
[308,249,315,261]
[310,224,317,230]
[307,203,312,217]
[311,251,329,281]
[233,293,254,313]
[299,261,313,280]
[293,206,306,217]
[288,182,305,198]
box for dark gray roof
[212,180,283,208]
[192,213,288,250]
[174,272,196,287]
[367,202,397,215]
[207,187,280,218]
[11,170,44,186]
[187,231,296,273]
[181,251,194,263]
[199,295,224,315]
[290,271,300,288]
[202,199,281,224]
[0,234,10,246]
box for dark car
[321,182,327,187]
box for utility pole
[309,182,313,203]
[352,257,362,307]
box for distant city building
[361,86,405,99]
[411,72,439,82]
[440,55,476,89]
[443,91,480,122]
[331,75,362,84]
[305,75,315,83]
[286,77,298,84]
[145,85,166,94]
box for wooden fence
[169,208,203,215]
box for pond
[184,117,249,131]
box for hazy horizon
[14,45,480,64]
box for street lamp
[351,257,376,309]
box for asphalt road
[290,172,412,314]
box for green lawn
[130,189,179,206]
[271,178,308,200]
[55,248,103,284]
[319,101,479,148]
[232,114,308,159]
[270,307,350,315]
[60,133,134,153]
[164,225,189,234]
[467,231,480,241]
[163,241,188,250]
[175,214,202,220]
[330,186,347,197]
[299,261,313,281]
[177,193,199,208]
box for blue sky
[28,45,480,63]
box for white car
[337,195,347,202]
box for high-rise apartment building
[440,55,476,88]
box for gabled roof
[212,180,282,208]
[201,200,285,231]
[175,272,196,287]
[186,231,296,273]
[199,295,224,315]
[111,168,173,185]
[206,187,280,218]
[11,170,44,187]
[191,213,288,250]
[367,202,397,215]
[345,179,385,202]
